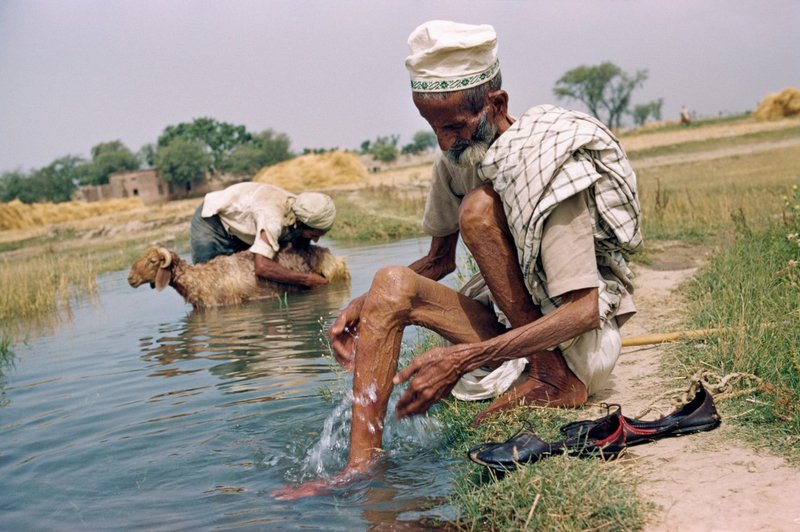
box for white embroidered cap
[405,20,499,93]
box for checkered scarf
[478,105,642,306]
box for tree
[30,156,82,202]
[553,62,648,129]
[0,169,31,203]
[154,139,212,186]
[0,156,82,203]
[631,98,665,127]
[402,130,438,154]
[363,135,399,162]
[221,129,294,176]
[138,143,156,168]
[79,141,140,185]
[157,117,252,173]
[412,130,437,152]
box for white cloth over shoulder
[478,104,642,310]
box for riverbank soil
[599,241,800,531]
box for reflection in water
[142,280,351,376]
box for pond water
[1,237,470,530]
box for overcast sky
[1,0,798,172]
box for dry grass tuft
[754,87,800,121]
[252,151,370,192]
[0,198,144,231]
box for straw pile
[253,151,369,192]
[753,87,800,120]
[0,198,144,231]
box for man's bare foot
[270,460,374,500]
[271,479,333,501]
[472,351,588,426]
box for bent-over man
[273,20,642,499]
[191,181,336,288]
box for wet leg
[272,265,503,499]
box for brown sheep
[128,244,350,309]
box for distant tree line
[360,131,438,163]
[2,61,661,204]
[0,117,297,204]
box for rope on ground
[634,369,781,419]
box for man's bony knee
[371,266,417,308]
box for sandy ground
[593,241,800,531]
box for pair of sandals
[468,383,722,471]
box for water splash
[304,390,353,477]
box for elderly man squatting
[190,181,336,288]
[273,20,642,499]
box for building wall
[108,169,166,204]
[73,184,112,202]
[76,170,237,204]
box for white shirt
[201,182,296,259]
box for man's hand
[303,272,328,288]
[392,344,469,418]
[255,254,328,288]
[327,294,366,371]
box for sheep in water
[127,244,350,309]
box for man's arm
[254,254,327,288]
[407,232,459,281]
[393,286,600,418]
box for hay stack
[753,87,800,121]
[0,198,144,231]
[253,151,369,192]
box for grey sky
[1,0,798,172]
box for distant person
[190,182,336,288]
[273,19,642,499]
[680,105,692,126]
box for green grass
[666,217,800,464]
[425,396,647,530]
[327,186,427,241]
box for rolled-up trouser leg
[190,203,249,264]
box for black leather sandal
[468,410,627,471]
[559,383,721,446]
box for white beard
[448,141,490,167]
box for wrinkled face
[413,91,501,167]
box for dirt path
[633,136,800,170]
[594,241,800,531]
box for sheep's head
[128,247,174,291]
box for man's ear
[487,89,509,116]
